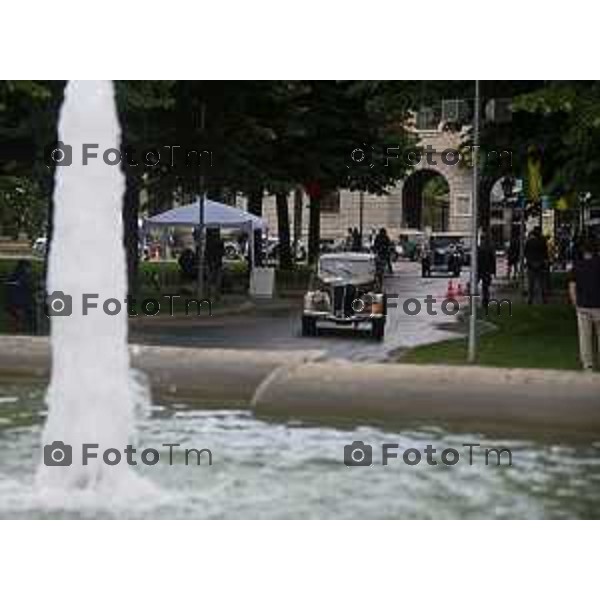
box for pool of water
[1,381,600,519]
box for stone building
[255,127,477,244]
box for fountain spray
[37,81,149,494]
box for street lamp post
[196,102,206,299]
[467,80,480,364]
[359,190,364,245]
[518,193,526,289]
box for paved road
[130,261,469,362]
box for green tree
[421,176,450,231]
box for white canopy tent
[145,198,264,229]
[144,197,265,266]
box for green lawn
[402,303,581,370]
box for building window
[454,194,472,216]
[441,99,471,125]
[321,190,341,213]
[416,106,439,131]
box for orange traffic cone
[445,280,456,301]
[456,282,464,299]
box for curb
[252,360,600,436]
[0,335,323,407]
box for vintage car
[421,233,467,277]
[301,252,386,341]
[398,229,426,262]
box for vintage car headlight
[370,293,385,315]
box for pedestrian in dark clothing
[373,228,392,283]
[345,228,354,251]
[384,232,394,274]
[6,260,34,333]
[507,236,520,280]
[206,228,225,299]
[568,239,600,370]
[524,226,548,303]
[178,247,197,282]
[374,228,393,273]
[351,227,362,252]
[477,236,497,308]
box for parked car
[264,237,308,263]
[32,237,47,257]
[421,234,466,277]
[398,230,426,261]
[302,252,386,341]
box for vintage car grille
[332,284,357,317]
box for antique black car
[301,253,386,341]
[421,234,466,277]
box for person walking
[373,228,391,288]
[568,239,600,371]
[524,226,548,303]
[507,234,520,280]
[477,235,497,308]
[373,228,393,273]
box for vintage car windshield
[318,254,374,285]
[431,236,465,248]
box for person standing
[6,260,34,333]
[507,234,520,280]
[206,228,225,299]
[368,228,377,251]
[524,226,548,303]
[345,228,354,251]
[373,228,391,286]
[374,228,392,273]
[351,227,362,252]
[477,235,497,308]
[568,240,600,371]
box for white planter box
[249,267,275,298]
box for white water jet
[37,81,151,496]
